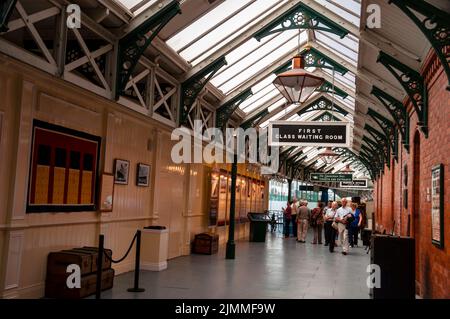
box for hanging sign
[268,121,351,147]
[340,179,368,188]
[310,173,353,182]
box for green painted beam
[0,0,17,32]
[371,86,410,152]
[216,88,252,130]
[180,56,227,126]
[116,1,181,98]
[297,96,348,116]
[377,51,428,136]
[253,2,348,41]
[388,0,450,90]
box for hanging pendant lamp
[340,164,354,174]
[319,147,339,165]
[273,54,325,105]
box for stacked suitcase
[45,246,114,299]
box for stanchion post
[127,230,145,292]
[95,234,104,299]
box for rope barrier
[104,232,138,264]
[95,230,145,299]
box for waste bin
[141,227,169,271]
[247,212,271,242]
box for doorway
[412,131,421,294]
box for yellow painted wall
[0,55,256,298]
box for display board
[27,120,101,212]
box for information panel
[310,173,353,182]
[340,179,368,188]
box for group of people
[281,198,363,255]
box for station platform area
[97,233,370,299]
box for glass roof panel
[167,0,253,52]
[168,0,286,64]
[211,30,300,88]
[313,0,361,26]
[267,98,287,112]
[259,104,300,128]
[315,35,358,64]
[241,88,281,113]
[115,0,158,13]
[216,35,302,94]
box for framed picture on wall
[114,159,130,185]
[431,164,444,248]
[136,163,150,187]
[99,174,114,212]
[27,120,101,213]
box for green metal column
[287,179,293,203]
[226,154,238,260]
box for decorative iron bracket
[371,86,410,152]
[316,81,349,99]
[240,108,269,130]
[116,1,181,98]
[365,124,391,167]
[334,148,375,180]
[388,0,450,90]
[312,111,341,122]
[253,2,348,41]
[359,148,382,177]
[377,51,428,136]
[367,108,399,161]
[215,88,252,130]
[298,96,348,117]
[0,0,18,32]
[274,47,349,76]
[180,56,227,126]
[363,134,390,169]
[361,143,385,173]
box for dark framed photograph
[114,159,130,185]
[136,163,150,187]
[431,164,444,248]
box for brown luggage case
[71,247,112,271]
[45,268,115,299]
[47,250,93,276]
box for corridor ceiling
[4,0,448,181]
[110,0,448,179]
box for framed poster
[431,164,444,248]
[209,170,219,226]
[27,120,101,213]
[114,159,130,185]
[136,163,150,187]
[99,174,114,212]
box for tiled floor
[98,231,371,299]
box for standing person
[326,201,338,252]
[291,198,298,238]
[297,200,310,243]
[348,202,362,247]
[335,198,353,255]
[282,201,292,239]
[323,201,333,246]
[311,202,324,244]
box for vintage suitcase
[45,268,115,299]
[192,233,219,255]
[71,247,112,271]
[47,250,93,276]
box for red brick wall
[373,49,450,299]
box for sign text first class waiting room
[268,121,351,147]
